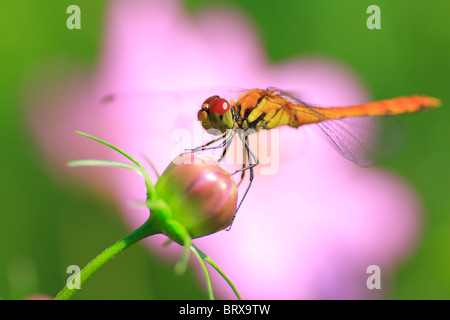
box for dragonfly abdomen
[291,95,442,126]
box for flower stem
[54,219,160,300]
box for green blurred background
[0,0,448,299]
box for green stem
[54,219,160,300]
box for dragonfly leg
[228,134,259,230]
[237,137,247,187]
[186,130,236,164]
[230,135,259,175]
[217,132,237,163]
[186,132,227,153]
[187,130,237,157]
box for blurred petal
[25,293,53,300]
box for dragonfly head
[198,95,234,134]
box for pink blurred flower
[25,293,53,300]
[27,0,421,299]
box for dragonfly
[195,87,441,223]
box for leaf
[67,159,142,175]
[192,245,241,300]
[190,246,214,300]
[73,131,156,199]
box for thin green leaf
[74,131,156,199]
[75,131,142,168]
[172,227,192,276]
[193,245,241,300]
[68,159,142,175]
[141,153,160,178]
[191,246,214,300]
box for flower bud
[155,153,237,239]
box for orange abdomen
[289,95,442,127]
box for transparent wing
[267,87,388,167]
[96,86,248,131]
[93,86,249,163]
[317,115,407,167]
[99,86,248,107]
[314,116,379,167]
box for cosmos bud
[155,153,238,239]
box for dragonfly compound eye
[209,98,230,115]
[202,95,220,109]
